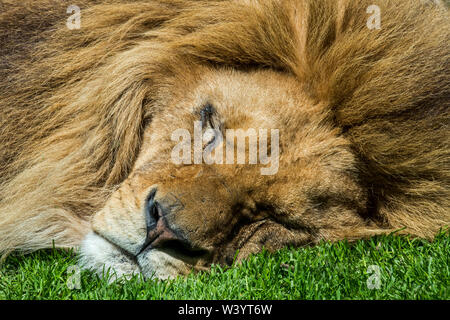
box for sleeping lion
[0,0,448,280]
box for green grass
[0,232,448,300]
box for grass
[0,232,448,300]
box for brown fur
[0,0,448,275]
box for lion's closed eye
[199,103,223,149]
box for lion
[0,0,448,280]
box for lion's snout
[138,188,197,256]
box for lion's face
[79,67,365,279]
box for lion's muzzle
[138,188,195,256]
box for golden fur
[0,0,448,277]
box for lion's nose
[138,188,181,255]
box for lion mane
[0,0,449,256]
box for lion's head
[79,67,368,279]
[0,0,448,280]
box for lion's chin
[78,232,187,281]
